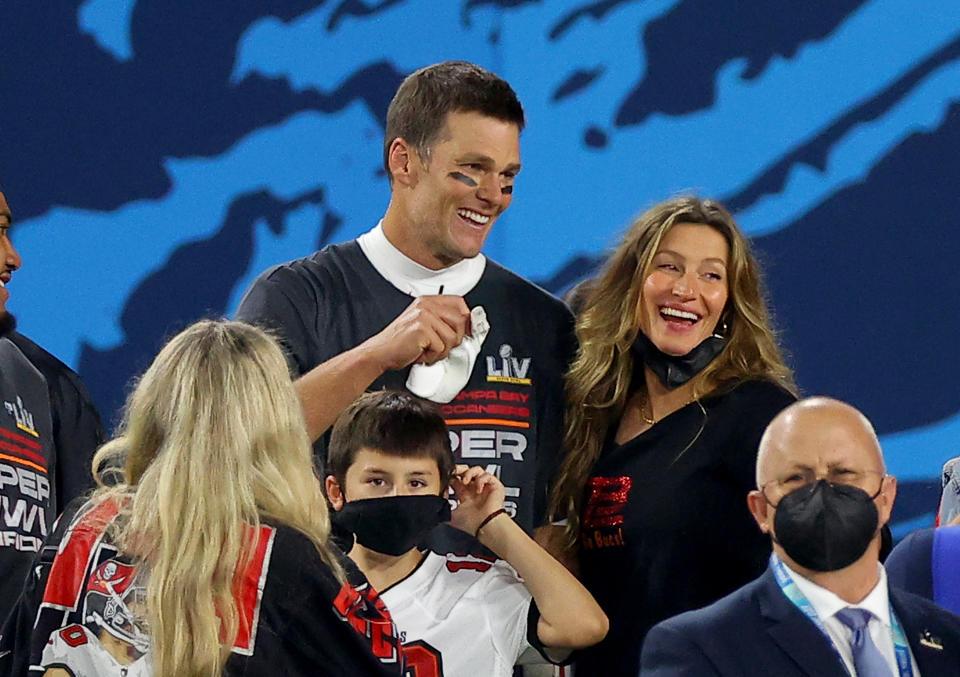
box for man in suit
[639,397,960,676]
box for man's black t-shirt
[7,332,105,509]
[0,332,105,627]
[0,337,56,627]
[236,241,575,541]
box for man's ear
[747,490,772,534]
[876,474,898,526]
[325,475,345,511]
[387,137,418,187]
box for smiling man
[0,189,105,627]
[236,62,575,554]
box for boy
[325,390,607,677]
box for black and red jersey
[23,500,404,676]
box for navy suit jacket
[639,566,960,676]
[886,528,937,602]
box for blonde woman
[28,321,403,677]
[547,197,797,676]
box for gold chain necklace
[639,392,656,426]
[639,390,695,426]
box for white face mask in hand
[406,306,490,403]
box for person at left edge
[640,397,960,677]
[0,188,105,626]
[234,62,575,553]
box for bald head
[756,397,884,488]
[747,397,896,587]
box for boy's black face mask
[334,495,451,556]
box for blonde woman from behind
[29,320,404,677]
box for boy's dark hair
[383,60,525,177]
[328,390,455,488]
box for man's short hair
[383,60,525,175]
[328,390,455,488]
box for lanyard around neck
[770,555,913,677]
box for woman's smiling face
[636,223,729,356]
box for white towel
[406,306,490,403]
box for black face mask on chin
[772,480,882,572]
[630,329,727,390]
[333,495,451,556]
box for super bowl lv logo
[582,476,632,550]
[485,344,531,386]
[4,396,38,437]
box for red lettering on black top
[582,476,632,528]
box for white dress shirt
[784,559,920,676]
[357,221,486,297]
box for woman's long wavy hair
[548,196,796,545]
[90,320,342,677]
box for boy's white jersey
[40,624,152,677]
[380,551,542,677]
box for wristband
[475,508,508,538]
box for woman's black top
[576,379,796,676]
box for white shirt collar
[357,221,486,298]
[782,557,892,628]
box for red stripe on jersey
[444,553,497,573]
[0,425,42,451]
[449,553,496,563]
[230,524,275,654]
[0,438,47,469]
[42,500,120,608]
[444,418,530,428]
[445,559,493,573]
[0,452,46,474]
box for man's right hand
[294,295,471,440]
[365,295,472,371]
